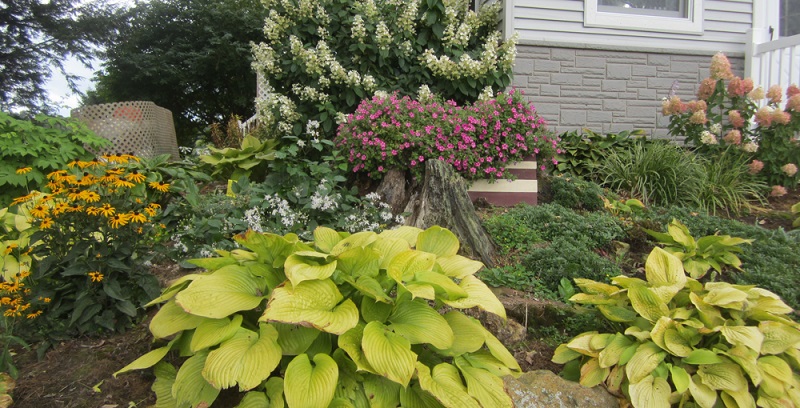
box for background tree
[89,0,268,146]
[0,0,122,113]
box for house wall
[513,44,745,138]
[508,0,753,138]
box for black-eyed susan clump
[9,154,167,337]
[0,252,45,379]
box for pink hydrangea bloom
[727,77,747,97]
[722,129,742,145]
[787,95,800,112]
[782,163,798,177]
[689,110,708,125]
[770,185,788,197]
[755,107,773,127]
[748,160,764,174]
[772,110,791,125]
[697,78,717,100]
[787,84,800,99]
[767,85,783,104]
[749,87,765,100]
[710,52,734,80]
[728,110,745,128]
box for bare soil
[8,189,799,406]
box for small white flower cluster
[264,194,308,228]
[310,186,340,211]
[742,142,759,153]
[477,86,495,101]
[292,83,330,103]
[376,21,392,49]
[709,122,722,135]
[421,32,513,80]
[243,207,263,232]
[351,15,367,42]
[397,0,419,34]
[262,9,291,42]
[254,83,299,135]
[700,130,718,145]
[417,84,434,102]
[373,90,391,100]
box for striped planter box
[467,156,538,206]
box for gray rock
[504,371,620,408]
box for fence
[71,101,180,159]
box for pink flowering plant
[663,52,800,189]
[335,89,557,181]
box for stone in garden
[504,370,620,408]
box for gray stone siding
[512,44,745,139]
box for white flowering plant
[663,53,800,189]
[251,0,517,145]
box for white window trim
[584,0,704,35]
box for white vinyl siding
[513,0,753,54]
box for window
[585,0,703,35]
[780,0,800,37]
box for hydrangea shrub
[251,0,517,140]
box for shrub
[499,204,625,249]
[335,90,555,181]
[481,212,541,255]
[252,0,517,141]
[541,175,605,211]
[597,140,705,207]
[554,247,800,408]
[117,226,521,407]
[10,155,166,338]
[664,52,800,189]
[521,237,623,293]
[554,128,645,180]
[0,112,110,207]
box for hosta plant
[553,247,800,408]
[116,226,521,407]
[198,135,278,182]
[644,219,752,280]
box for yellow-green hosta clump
[116,225,520,407]
[553,247,800,408]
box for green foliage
[693,148,766,216]
[498,204,626,249]
[597,141,705,207]
[117,226,521,407]
[793,202,800,229]
[644,219,752,280]
[478,264,554,296]
[91,0,267,146]
[542,175,605,211]
[646,206,800,310]
[198,135,278,182]
[554,247,800,408]
[252,0,516,141]
[521,237,623,293]
[0,112,110,207]
[481,213,541,256]
[336,90,553,181]
[554,128,645,180]
[603,197,646,218]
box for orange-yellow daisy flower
[3,243,18,255]
[88,271,104,282]
[67,160,80,169]
[15,167,32,175]
[80,191,101,203]
[99,203,115,217]
[66,203,83,213]
[85,206,101,216]
[148,181,170,192]
[113,178,136,189]
[47,170,67,180]
[52,202,69,216]
[40,217,53,229]
[128,211,148,223]
[109,213,130,228]
[10,192,37,206]
[144,207,157,217]
[125,170,147,183]
[30,204,48,219]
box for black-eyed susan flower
[52,202,69,216]
[125,170,147,183]
[26,310,42,319]
[113,178,136,189]
[30,204,49,218]
[121,153,140,163]
[88,271,104,282]
[99,203,115,217]
[67,203,83,213]
[85,206,101,216]
[10,192,37,206]
[16,166,32,175]
[3,243,18,255]
[144,207,157,217]
[47,169,67,180]
[40,217,53,229]
[128,211,148,223]
[109,213,130,228]
[67,160,80,169]
[148,181,170,192]
[80,191,101,202]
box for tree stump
[402,160,497,267]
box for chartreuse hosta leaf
[760,321,800,355]
[336,246,380,280]
[361,297,393,323]
[400,383,446,408]
[146,274,206,306]
[388,299,454,349]
[261,279,359,335]
[362,321,417,386]
[443,275,506,319]
[284,250,337,286]
[416,226,460,257]
[149,299,207,339]
[190,314,243,352]
[719,325,764,353]
[370,236,410,270]
[175,265,266,319]
[284,353,338,408]
[435,255,483,279]
[416,362,481,408]
[172,351,220,408]
[388,250,436,284]
[758,356,794,398]
[435,311,486,356]
[273,322,320,355]
[650,317,692,357]
[599,333,634,368]
[629,375,671,408]
[644,247,686,304]
[626,342,667,384]
[628,283,669,323]
[234,230,304,268]
[330,231,378,256]
[362,374,401,408]
[379,226,422,247]
[670,365,691,393]
[338,323,376,374]
[151,362,178,408]
[454,356,513,408]
[412,270,467,300]
[314,226,345,253]
[114,335,181,377]
[579,358,609,388]
[697,362,748,392]
[202,325,282,391]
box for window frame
[584,0,704,35]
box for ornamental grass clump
[664,52,800,190]
[554,247,800,408]
[335,89,555,181]
[117,226,521,407]
[8,154,167,336]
